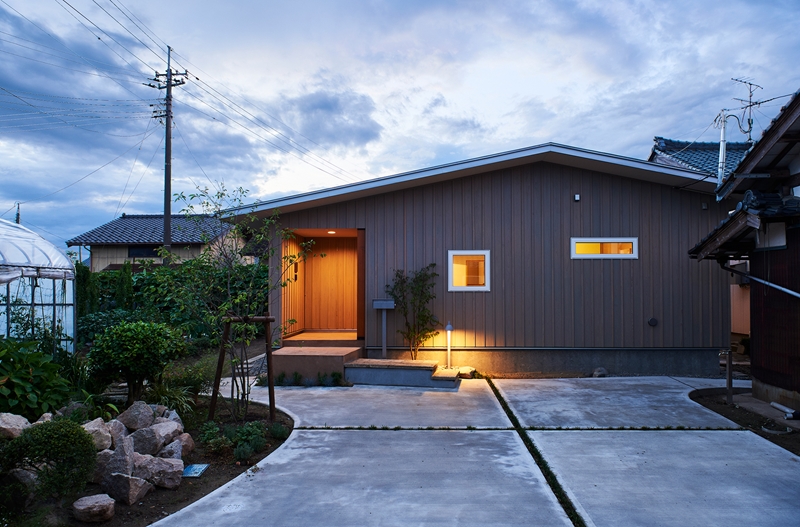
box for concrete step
[344,359,461,389]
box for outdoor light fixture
[327,230,336,234]
[445,321,453,369]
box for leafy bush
[385,263,440,359]
[198,421,221,444]
[268,423,290,440]
[89,321,186,406]
[233,442,254,462]
[144,383,193,416]
[0,339,71,421]
[77,308,143,346]
[235,422,265,445]
[162,355,216,401]
[205,436,233,455]
[3,419,96,499]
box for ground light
[445,321,453,369]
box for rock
[8,469,37,507]
[102,473,153,505]
[0,413,31,439]
[153,417,170,425]
[73,494,115,523]
[83,418,112,451]
[91,450,114,484]
[10,468,38,492]
[149,404,168,418]
[157,440,182,460]
[34,413,53,424]
[116,401,154,431]
[132,453,184,489]
[175,433,195,454]
[458,366,476,379]
[105,436,135,478]
[164,410,183,429]
[593,367,608,378]
[106,419,129,449]
[151,420,182,444]
[59,401,89,421]
[130,427,164,456]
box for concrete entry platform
[530,430,800,527]
[250,379,509,428]
[345,358,461,388]
[495,377,747,429]
[153,430,571,527]
[272,346,362,380]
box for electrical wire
[0,126,160,219]
[90,0,165,65]
[115,117,154,217]
[172,118,220,191]
[118,133,165,212]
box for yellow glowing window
[448,250,490,291]
[571,238,638,259]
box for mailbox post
[372,299,395,359]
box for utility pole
[146,46,186,256]
[715,78,762,190]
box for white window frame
[570,237,639,259]
[448,250,491,291]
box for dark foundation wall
[274,161,731,353]
[750,225,800,397]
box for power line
[119,133,165,212]
[172,118,220,191]
[115,117,154,217]
[91,0,165,66]
[0,126,160,218]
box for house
[689,90,800,408]
[648,137,752,336]
[230,143,734,376]
[66,214,227,272]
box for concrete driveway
[154,377,800,527]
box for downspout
[721,263,800,300]
[717,110,727,189]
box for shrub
[268,423,290,440]
[0,339,71,421]
[144,383,193,416]
[235,422,265,446]
[385,263,440,359]
[162,355,216,402]
[205,436,232,455]
[77,308,143,345]
[89,321,186,406]
[198,421,221,444]
[233,442,254,462]
[3,419,96,499]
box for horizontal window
[570,237,638,259]
[128,245,160,258]
[448,250,490,291]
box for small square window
[570,238,638,259]
[448,250,490,291]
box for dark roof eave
[689,209,761,261]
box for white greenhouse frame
[0,219,75,352]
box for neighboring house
[229,143,733,376]
[689,90,800,408]
[66,214,227,272]
[649,137,752,335]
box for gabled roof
[648,137,750,177]
[230,142,717,218]
[66,214,227,247]
[717,90,800,199]
[689,191,800,261]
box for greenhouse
[0,218,75,351]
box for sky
[0,0,799,250]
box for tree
[165,184,315,419]
[115,260,134,309]
[89,320,186,406]
[385,263,440,360]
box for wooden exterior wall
[89,245,202,272]
[750,226,800,394]
[305,237,358,330]
[282,236,306,334]
[274,161,731,351]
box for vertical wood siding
[750,227,800,393]
[281,236,306,334]
[274,161,731,350]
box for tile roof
[649,137,751,177]
[66,214,228,246]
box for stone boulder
[132,453,184,489]
[157,440,182,460]
[73,494,115,523]
[106,419,129,449]
[116,401,154,431]
[175,433,195,455]
[130,427,164,456]
[0,413,30,439]
[105,436,135,478]
[151,420,182,445]
[164,410,183,428]
[149,404,168,418]
[91,449,115,484]
[83,418,112,451]
[593,367,608,378]
[102,473,153,505]
[34,413,53,424]
[58,401,89,421]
